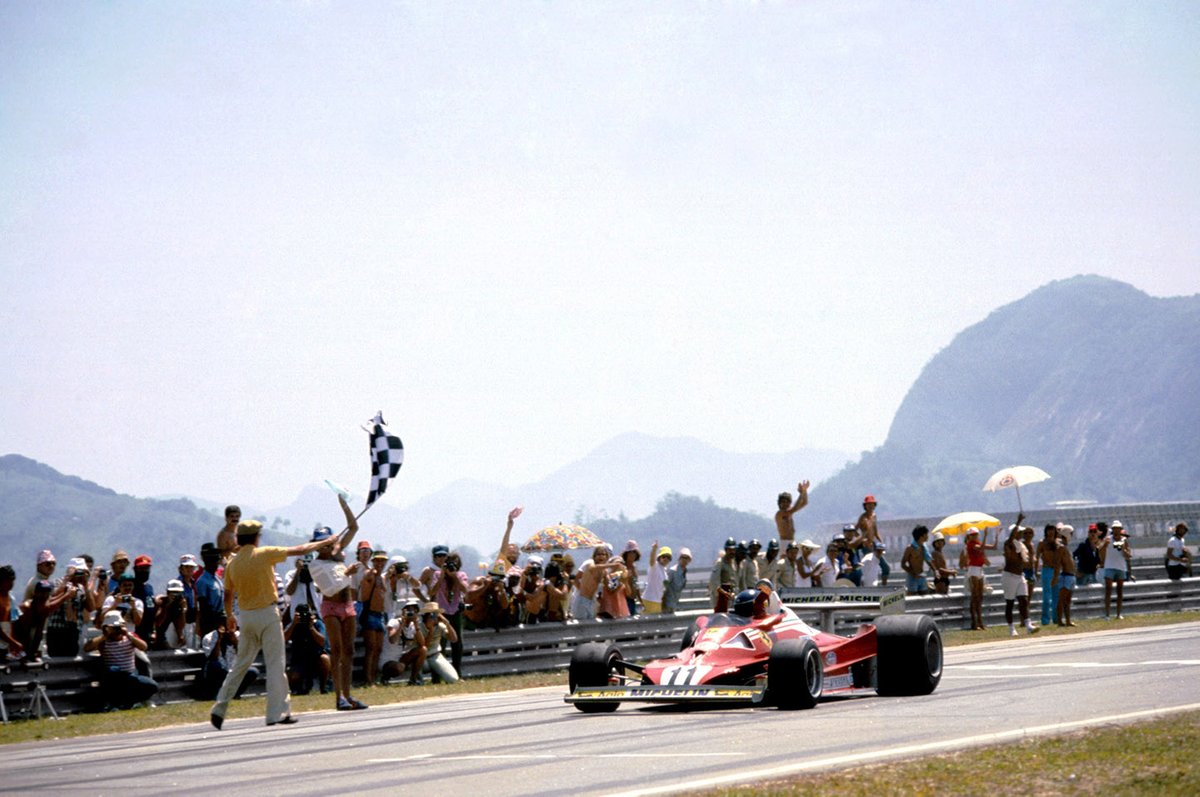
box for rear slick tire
[568,642,623,713]
[874,614,943,696]
[767,637,823,710]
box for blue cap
[431,545,450,557]
[311,526,334,543]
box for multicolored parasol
[521,523,605,552]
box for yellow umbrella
[932,511,1001,542]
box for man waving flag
[366,412,404,508]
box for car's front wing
[564,684,767,705]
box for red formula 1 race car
[564,588,942,712]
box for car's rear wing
[777,586,906,632]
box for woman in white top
[306,496,366,711]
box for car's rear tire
[766,637,823,710]
[874,614,943,696]
[568,642,623,713]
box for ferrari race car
[564,590,942,712]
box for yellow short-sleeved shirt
[223,545,288,611]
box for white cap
[166,579,185,594]
[102,610,124,627]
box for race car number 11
[661,665,701,685]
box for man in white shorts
[1002,525,1037,636]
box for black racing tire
[766,637,823,710]
[874,614,943,696]
[568,642,623,713]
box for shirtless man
[215,505,242,564]
[1035,525,1060,627]
[358,550,390,684]
[1052,529,1078,626]
[570,545,623,621]
[855,494,889,586]
[773,481,810,542]
[0,565,26,659]
[1001,522,1037,636]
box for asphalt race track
[3,623,1199,796]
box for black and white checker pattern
[366,412,403,507]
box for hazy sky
[2,2,1197,513]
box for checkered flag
[365,411,404,508]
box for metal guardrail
[3,574,1198,720]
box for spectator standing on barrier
[573,544,622,620]
[46,558,94,658]
[419,601,460,684]
[199,627,257,700]
[358,549,390,685]
[210,516,337,729]
[195,543,226,640]
[901,526,932,596]
[1001,523,1037,635]
[642,542,670,614]
[929,532,956,596]
[285,603,331,694]
[856,494,890,586]
[427,550,469,675]
[663,548,691,613]
[1052,527,1078,626]
[306,497,368,712]
[1,564,24,660]
[1102,520,1132,620]
[838,527,864,586]
[774,481,810,543]
[620,540,642,616]
[1074,525,1103,587]
[707,538,738,608]
[215,505,241,564]
[1166,523,1191,580]
[23,549,57,601]
[85,610,158,709]
[963,527,996,630]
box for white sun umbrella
[982,465,1051,514]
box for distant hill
[263,432,850,553]
[0,455,306,591]
[808,275,1200,523]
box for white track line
[606,702,1200,797]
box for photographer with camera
[514,556,547,624]
[542,560,569,622]
[46,558,96,658]
[85,610,159,709]
[419,601,459,684]
[465,561,513,630]
[98,573,144,633]
[153,579,190,650]
[199,625,257,700]
[1102,520,1133,620]
[283,553,322,625]
[385,556,425,614]
[381,598,426,685]
[14,579,74,663]
[285,602,331,695]
[426,550,468,675]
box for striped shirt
[100,636,136,673]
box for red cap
[357,540,372,550]
[134,555,152,567]
[863,495,877,505]
[1088,524,1097,531]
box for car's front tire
[766,637,823,710]
[568,642,623,713]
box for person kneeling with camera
[285,603,332,695]
[381,599,426,685]
[85,610,159,710]
[199,626,258,700]
[419,602,459,684]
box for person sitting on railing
[571,544,623,621]
[838,528,864,586]
[85,610,158,710]
[1074,525,1103,586]
[1166,523,1192,581]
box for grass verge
[709,711,1200,797]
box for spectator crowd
[1,486,1193,717]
